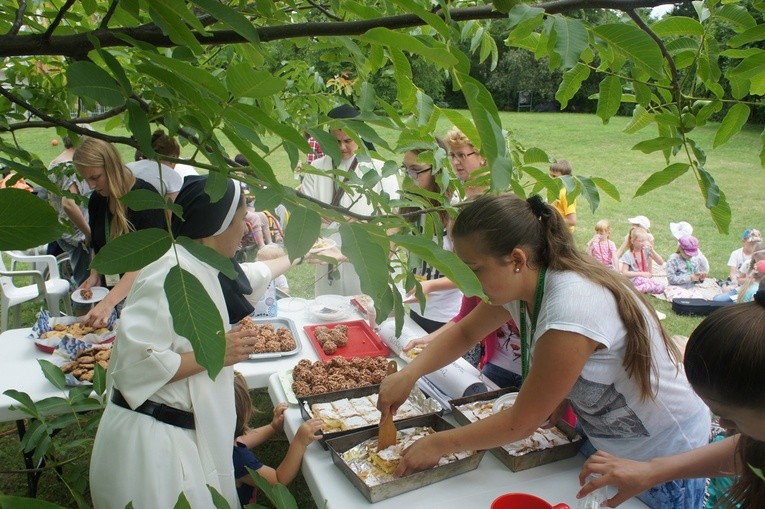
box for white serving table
[268,373,648,509]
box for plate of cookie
[52,337,112,386]
[30,310,116,353]
[72,286,109,304]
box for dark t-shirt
[233,441,263,507]
[88,178,165,254]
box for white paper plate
[278,369,299,405]
[309,238,336,253]
[308,303,349,322]
[492,392,518,414]
[279,297,308,313]
[71,286,109,304]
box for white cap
[670,221,693,240]
[627,215,651,230]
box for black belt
[111,389,195,430]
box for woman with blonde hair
[73,137,165,328]
[443,126,487,198]
[379,193,709,508]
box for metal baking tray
[299,383,442,449]
[325,414,485,503]
[244,317,302,360]
[450,389,583,472]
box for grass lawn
[1,111,763,507]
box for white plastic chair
[1,251,73,332]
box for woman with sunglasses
[400,140,462,333]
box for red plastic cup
[491,493,570,509]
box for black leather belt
[111,389,195,430]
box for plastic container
[491,493,570,509]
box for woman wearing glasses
[400,140,463,333]
[444,127,487,198]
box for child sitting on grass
[665,235,710,289]
[586,219,618,270]
[619,227,665,294]
[233,372,322,508]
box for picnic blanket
[648,265,724,302]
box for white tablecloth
[267,373,648,509]
[0,301,406,422]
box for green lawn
[1,111,763,507]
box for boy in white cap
[728,228,762,285]
[714,228,763,301]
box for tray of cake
[449,388,583,472]
[299,383,442,448]
[325,414,485,503]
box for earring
[514,267,520,273]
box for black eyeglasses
[449,151,476,161]
[402,165,432,178]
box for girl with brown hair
[378,193,709,508]
[73,137,165,327]
[579,288,765,508]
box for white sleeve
[239,261,273,302]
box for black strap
[111,389,196,430]
[330,156,359,206]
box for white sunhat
[670,221,693,240]
[627,215,651,230]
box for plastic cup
[491,493,570,509]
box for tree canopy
[1,0,763,376]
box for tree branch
[0,0,682,58]
[626,9,679,98]
[44,0,77,40]
[305,0,343,21]
[0,87,134,145]
[8,0,26,36]
[100,0,120,30]
[3,104,128,132]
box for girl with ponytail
[379,193,709,508]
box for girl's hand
[377,370,415,421]
[394,433,442,476]
[577,450,655,508]
[295,418,323,447]
[80,301,115,328]
[403,335,433,352]
[271,403,288,431]
[77,272,100,291]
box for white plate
[279,297,308,313]
[309,238,337,253]
[308,303,349,322]
[71,286,109,304]
[492,392,518,414]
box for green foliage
[2,360,107,508]
[1,8,765,505]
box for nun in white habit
[90,176,259,509]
